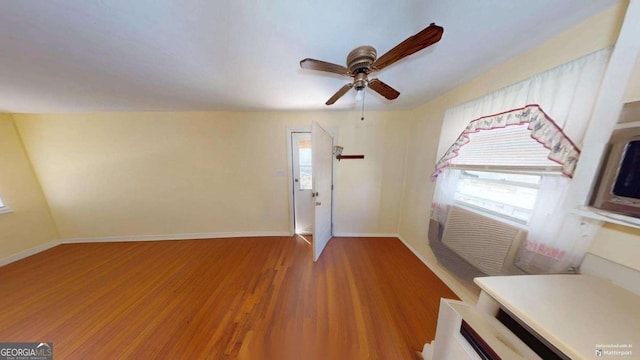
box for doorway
[288,124,335,262]
[291,132,313,235]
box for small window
[454,170,540,224]
[298,141,312,190]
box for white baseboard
[0,231,291,267]
[61,231,292,244]
[332,232,399,238]
[396,235,478,305]
[0,240,62,267]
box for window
[454,170,541,224]
[432,49,611,272]
[298,140,312,190]
[433,107,577,226]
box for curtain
[436,48,611,157]
[431,48,611,273]
[432,105,581,180]
[430,168,460,229]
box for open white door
[311,122,333,262]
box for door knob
[294,178,299,182]
[316,202,321,206]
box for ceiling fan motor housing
[347,46,377,90]
[347,46,377,75]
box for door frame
[286,126,338,237]
[290,131,313,235]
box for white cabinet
[425,299,541,359]
[473,274,640,359]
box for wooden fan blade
[368,79,400,100]
[372,23,443,71]
[326,83,354,105]
[300,58,349,76]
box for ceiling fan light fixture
[355,88,364,103]
[353,72,367,91]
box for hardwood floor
[0,236,458,359]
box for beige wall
[0,114,59,260]
[397,3,627,264]
[590,224,640,271]
[14,110,409,240]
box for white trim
[572,205,640,229]
[61,231,291,244]
[332,232,399,238]
[396,235,479,305]
[0,239,62,267]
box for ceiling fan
[300,23,444,106]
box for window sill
[0,207,13,215]
[572,206,640,230]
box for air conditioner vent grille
[442,206,525,275]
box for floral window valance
[431,104,581,180]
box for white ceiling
[0,0,620,113]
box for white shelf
[614,120,640,129]
[572,206,640,229]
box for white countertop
[475,274,640,359]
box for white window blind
[450,124,561,171]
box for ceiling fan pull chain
[361,89,365,121]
